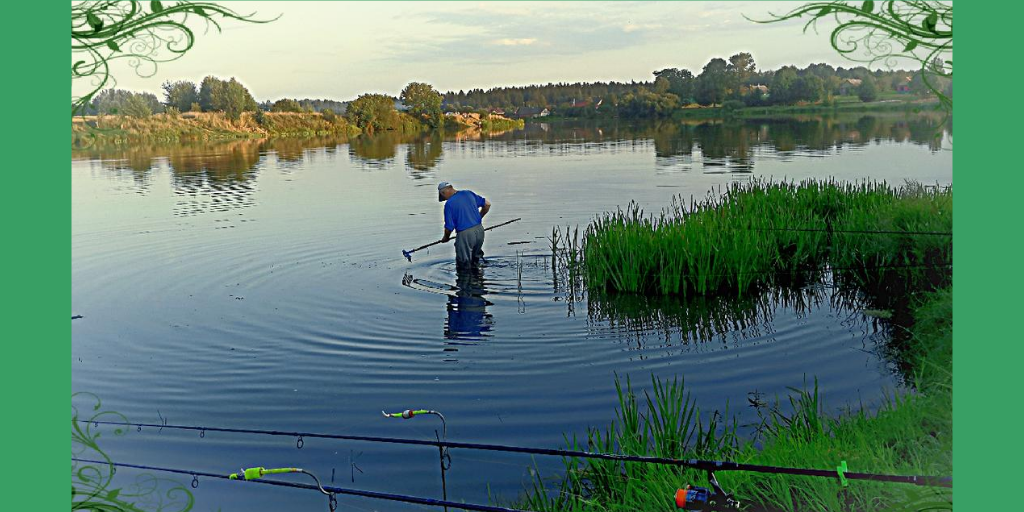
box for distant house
[839,78,863,95]
[896,76,912,93]
[489,107,505,116]
[749,84,769,95]
[394,99,410,112]
[514,106,550,118]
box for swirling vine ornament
[71,1,278,116]
[73,392,195,511]
[747,1,952,116]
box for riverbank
[72,110,524,147]
[519,287,952,511]
[72,111,363,146]
[725,97,943,119]
[532,97,942,123]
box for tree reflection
[406,133,444,175]
[348,131,401,168]
[167,141,261,216]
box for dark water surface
[72,114,952,511]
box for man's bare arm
[480,199,491,220]
[441,228,454,243]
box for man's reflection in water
[445,265,493,341]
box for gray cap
[437,181,453,202]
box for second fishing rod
[79,414,952,488]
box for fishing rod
[403,218,522,261]
[71,457,531,512]
[76,418,952,488]
[383,409,451,511]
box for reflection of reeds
[554,179,951,297]
[549,225,587,308]
[586,282,863,348]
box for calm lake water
[72,114,952,511]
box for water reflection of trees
[168,141,261,217]
[349,131,446,174]
[348,131,401,168]
[72,137,354,216]
[72,112,950,202]
[432,113,949,172]
[262,136,345,166]
[406,133,444,177]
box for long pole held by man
[437,181,491,268]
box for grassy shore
[72,111,366,146]
[481,115,526,132]
[725,97,940,119]
[534,96,941,123]
[569,180,951,297]
[519,288,952,511]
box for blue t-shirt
[444,190,486,232]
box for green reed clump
[520,375,740,512]
[832,182,952,291]
[516,289,952,512]
[577,179,951,296]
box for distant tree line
[75,53,951,123]
[438,52,950,118]
[442,81,642,113]
[259,98,349,114]
[78,89,165,117]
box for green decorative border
[749,1,951,117]
[72,1,277,116]
[7,2,65,511]
[1,1,1005,510]
[72,393,194,511]
[953,1,1010,509]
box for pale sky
[78,1,892,102]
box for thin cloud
[623,23,663,33]
[492,38,538,46]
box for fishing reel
[674,471,740,511]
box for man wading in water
[438,181,491,268]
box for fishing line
[383,409,452,509]
[550,262,952,280]
[744,227,952,236]
[74,419,951,487]
[71,457,530,512]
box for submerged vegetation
[563,180,951,297]
[520,289,952,512]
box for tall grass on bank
[572,180,951,297]
[519,289,952,512]
[72,111,361,146]
[481,115,526,132]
